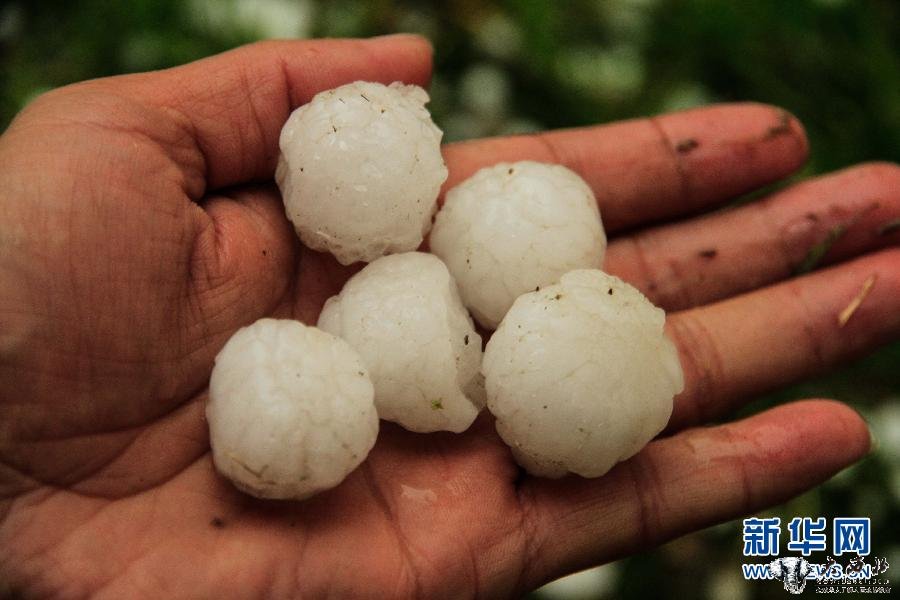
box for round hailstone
[207,319,378,500]
[318,252,484,433]
[276,81,448,265]
[430,161,606,329]
[482,270,684,478]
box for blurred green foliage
[1,1,897,598]
[3,0,899,173]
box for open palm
[1,35,898,598]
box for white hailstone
[482,270,684,478]
[318,252,484,433]
[207,319,378,500]
[276,81,448,265]
[430,161,606,330]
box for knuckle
[666,312,725,427]
[514,485,545,586]
[625,454,666,550]
[624,235,693,311]
[783,279,830,368]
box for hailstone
[318,252,484,433]
[482,270,684,478]
[207,319,378,500]
[276,81,448,265]
[430,161,606,329]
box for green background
[2,1,897,597]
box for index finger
[81,36,434,196]
[443,103,809,232]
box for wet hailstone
[276,80,448,265]
[430,161,607,329]
[482,270,684,478]
[318,252,485,433]
[207,319,378,500]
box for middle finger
[605,162,900,311]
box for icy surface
[482,270,684,478]
[207,319,377,499]
[430,161,606,329]
[318,252,484,433]
[276,81,447,265]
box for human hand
[1,35,897,598]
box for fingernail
[860,412,879,455]
[868,426,880,455]
[369,33,428,43]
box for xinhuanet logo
[740,516,891,594]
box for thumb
[181,36,433,332]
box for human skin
[0,34,898,598]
